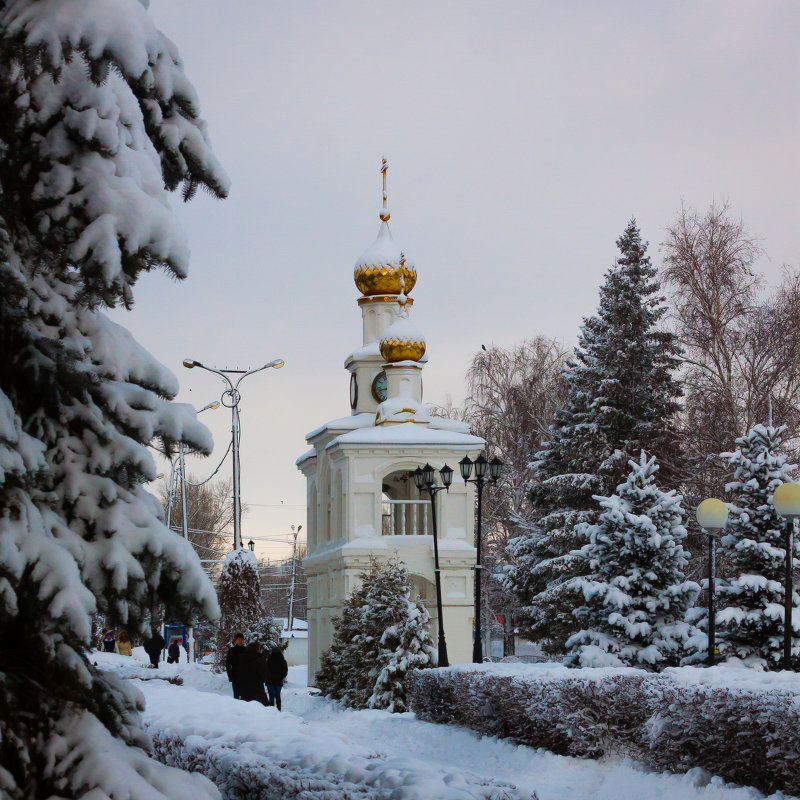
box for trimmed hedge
[408,666,800,795]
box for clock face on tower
[349,373,358,409]
[371,370,388,402]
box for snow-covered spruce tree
[0,2,229,796]
[213,548,271,669]
[316,559,433,711]
[368,590,434,712]
[715,424,800,668]
[506,220,682,655]
[566,453,699,669]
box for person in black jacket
[237,642,269,705]
[225,633,246,699]
[167,639,181,664]
[144,629,164,668]
[264,642,288,711]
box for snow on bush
[409,662,800,795]
[316,559,433,711]
[567,453,699,669]
[0,0,227,795]
[213,549,278,671]
[142,678,532,800]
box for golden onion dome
[379,315,426,362]
[354,221,417,296]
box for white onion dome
[379,314,426,362]
[354,220,417,296]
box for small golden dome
[354,222,417,296]
[379,316,426,362]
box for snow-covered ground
[92,651,794,800]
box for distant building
[297,162,483,684]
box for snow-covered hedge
[408,663,800,795]
[149,724,527,800]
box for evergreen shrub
[316,559,433,711]
[408,666,800,795]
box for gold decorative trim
[354,265,417,296]
[379,338,426,362]
[357,295,414,306]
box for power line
[248,503,305,508]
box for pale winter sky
[116,1,800,559]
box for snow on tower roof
[354,222,413,273]
[329,422,484,448]
[304,412,374,442]
[380,314,426,363]
[380,315,426,345]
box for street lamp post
[696,498,729,666]
[459,454,503,663]
[771,482,800,670]
[413,463,454,667]
[183,358,284,549]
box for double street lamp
[772,482,800,671]
[413,463,454,667]
[698,485,800,671]
[696,498,729,666]
[459,454,504,663]
[183,358,284,550]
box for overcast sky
[116,1,800,558]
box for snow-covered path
[95,653,791,800]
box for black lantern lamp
[414,462,453,668]
[461,451,505,663]
[247,539,255,551]
[440,464,454,489]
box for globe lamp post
[183,358,284,549]
[771,482,800,670]
[696,498,729,666]
[459,454,503,663]
[414,463,453,667]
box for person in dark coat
[144,629,164,668]
[237,642,269,705]
[167,639,181,664]
[264,643,289,711]
[102,628,116,653]
[225,633,246,699]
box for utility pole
[177,442,195,663]
[165,462,176,531]
[287,524,302,633]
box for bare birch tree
[159,475,236,566]
[442,338,569,653]
[662,202,800,502]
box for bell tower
[298,159,484,684]
[346,157,423,417]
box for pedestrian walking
[144,628,164,668]
[237,642,269,705]
[225,632,246,699]
[264,642,288,711]
[102,628,116,653]
[167,639,181,664]
[115,630,132,657]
